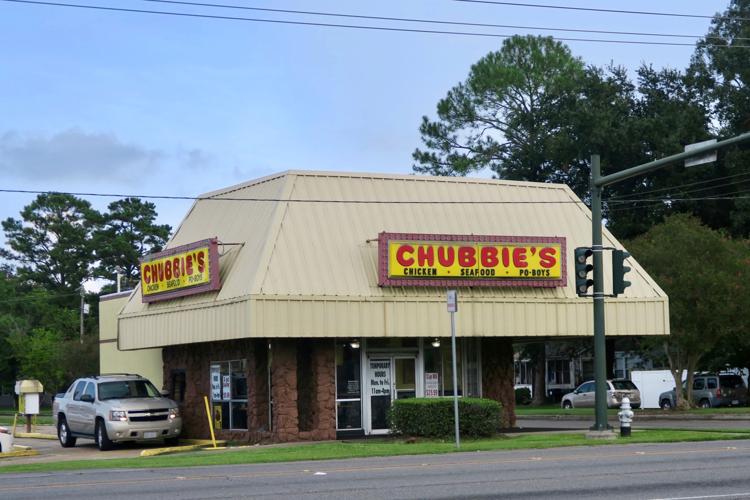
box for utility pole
[79,285,85,345]
[588,131,750,435]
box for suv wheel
[95,419,113,451]
[660,399,672,410]
[58,417,77,448]
[562,400,573,409]
[699,399,711,409]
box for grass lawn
[2,429,750,475]
[0,414,53,427]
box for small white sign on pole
[447,290,458,312]
[685,139,717,168]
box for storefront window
[423,339,481,398]
[425,341,461,397]
[335,342,362,430]
[547,359,571,386]
[210,360,248,430]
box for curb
[13,432,58,440]
[0,447,39,459]
[139,440,227,457]
[517,414,750,421]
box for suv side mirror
[161,390,170,397]
[80,394,94,403]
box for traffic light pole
[590,155,609,431]
[588,131,750,434]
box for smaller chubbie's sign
[378,232,566,288]
[425,372,439,397]
[222,375,231,400]
[140,238,221,303]
[369,359,391,397]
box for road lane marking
[651,493,750,500]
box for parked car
[561,379,641,409]
[53,374,182,451]
[658,373,748,409]
[0,426,12,454]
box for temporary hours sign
[139,238,221,303]
[378,232,566,288]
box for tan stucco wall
[100,292,164,389]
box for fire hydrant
[618,397,634,437]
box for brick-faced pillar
[482,337,516,428]
[271,339,299,442]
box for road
[3,439,750,499]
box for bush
[515,387,532,405]
[389,397,502,438]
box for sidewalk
[517,412,750,421]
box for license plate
[144,431,158,439]
[732,400,739,405]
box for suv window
[611,380,638,391]
[98,379,161,400]
[693,378,705,390]
[579,382,594,393]
[720,375,744,389]
[707,378,718,389]
[72,380,87,401]
[82,382,95,401]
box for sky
[0,0,729,272]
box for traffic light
[612,249,632,296]
[574,247,594,297]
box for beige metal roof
[119,171,669,349]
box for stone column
[312,341,336,440]
[271,339,299,442]
[482,337,516,428]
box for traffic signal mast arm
[587,131,750,435]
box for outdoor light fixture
[431,338,441,348]
[350,339,360,349]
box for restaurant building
[102,171,669,442]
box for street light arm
[596,131,750,188]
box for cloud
[179,148,212,170]
[0,129,162,183]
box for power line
[0,187,589,204]
[453,0,747,22]
[132,0,744,41]
[4,187,750,205]
[607,171,750,200]
[2,0,749,48]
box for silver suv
[659,374,748,409]
[53,374,182,451]
[561,379,641,409]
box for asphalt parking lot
[2,425,174,465]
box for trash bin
[0,426,13,453]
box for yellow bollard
[203,396,217,449]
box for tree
[626,214,747,407]
[412,35,587,188]
[1,193,101,292]
[605,65,713,239]
[93,197,171,289]
[686,0,750,238]
[6,328,67,394]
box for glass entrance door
[367,356,416,432]
[368,358,392,431]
